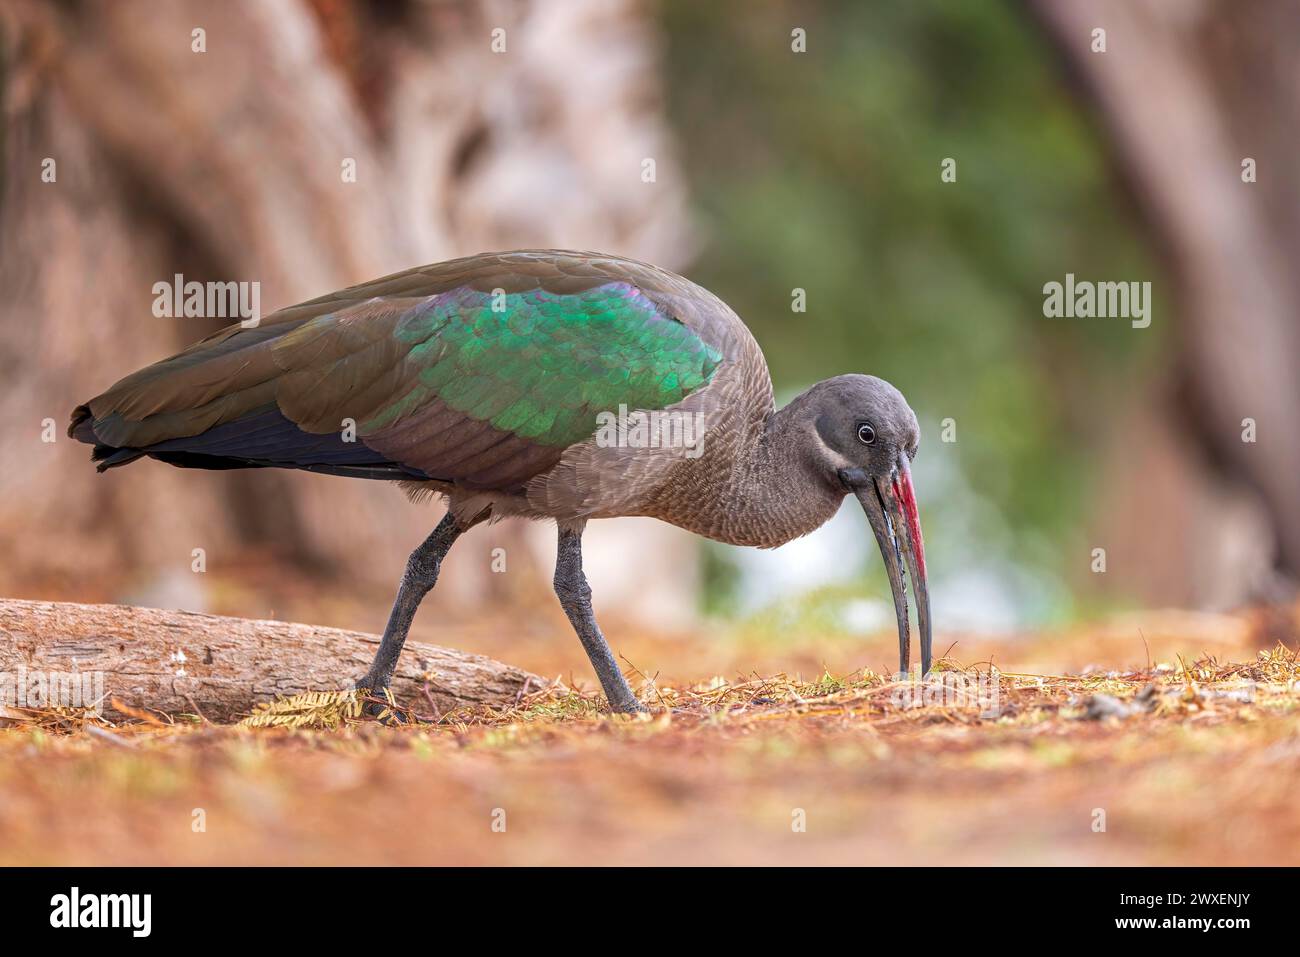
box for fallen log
[0,599,544,723]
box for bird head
[797,374,931,676]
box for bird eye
[857,423,876,445]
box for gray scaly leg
[358,511,475,700]
[553,524,647,714]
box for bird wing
[72,252,725,491]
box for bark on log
[0,599,544,723]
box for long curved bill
[841,459,931,676]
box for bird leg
[357,510,477,707]
[553,525,647,714]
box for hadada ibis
[70,250,931,714]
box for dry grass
[1,621,1297,866]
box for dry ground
[1,602,1298,866]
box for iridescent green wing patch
[368,282,722,446]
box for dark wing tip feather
[68,404,96,442]
[70,403,143,472]
[73,403,434,481]
[93,447,145,471]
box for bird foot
[353,676,406,724]
[608,696,651,716]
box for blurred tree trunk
[0,0,693,610]
[1028,0,1300,605]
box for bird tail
[68,316,429,481]
[68,403,145,471]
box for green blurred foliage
[661,0,1161,621]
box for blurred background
[1,0,1296,678]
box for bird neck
[737,400,846,546]
[651,395,844,548]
